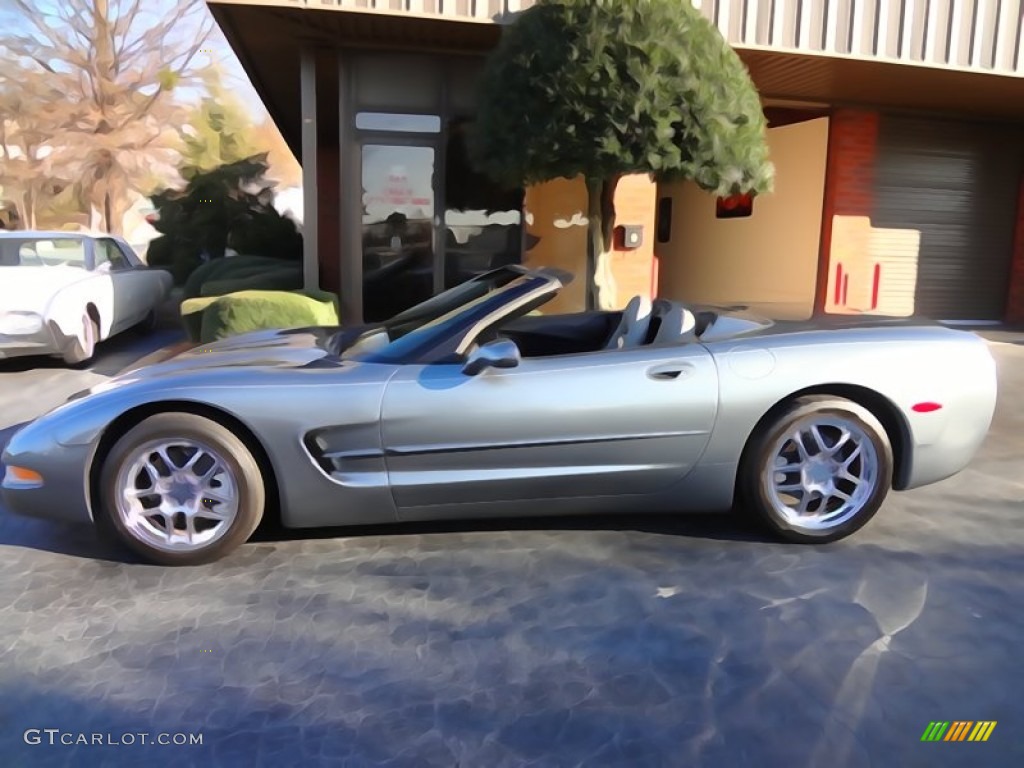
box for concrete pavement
[0,341,1021,767]
[0,327,184,431]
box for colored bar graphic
[945,721,972,741]
[969,722,997,742]
[921,721,996,742]
[921,722,949,741]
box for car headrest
[652,300,698,343]
[605,296,651,349]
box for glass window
[96,239,130,270]
[355,113,442,134]
[442,118,523,289]
[360,275,544,364]
[2,238,86,267]
[361,144,436,322]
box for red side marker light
[911,402,943,413]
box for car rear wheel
[98,413,265,565]
[739,396,893,543]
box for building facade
[209,0,1024,324]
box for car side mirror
[462,338,521,376]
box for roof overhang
[739,48,1024,124]
[207,1,1024,160]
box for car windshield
[339,269,556,364]
[0,238,88,267]
[383,266,527,340]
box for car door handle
[646,362,694,380]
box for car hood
[98,323,383,382]
[0,266,92,312]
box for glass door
[360,143,436,322]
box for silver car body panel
[1,266,998,531]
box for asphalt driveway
[0,338,1021,767]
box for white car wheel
[62,313,98,366]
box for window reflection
[361,145,436,322]
[442,118,523,289]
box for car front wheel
[98,413,265,565]
[739,396,893,543]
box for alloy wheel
[761,414,880,531]
[113,438,239,553]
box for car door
[379,342,719,514]
[94,238,147,331]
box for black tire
[134,308,158,335]
[738,396,893,543]
[98,413,265,565]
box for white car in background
[0,231,172,365]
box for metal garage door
[872,116,1023,321]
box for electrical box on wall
[615,224,644,250]
[716,193,754,219]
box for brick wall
[1005,177,1024,324]
[609,174,657,306]
[816,109,880,312]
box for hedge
[198,266,303,297]
[183,289,340,344]
[182,255,292,300]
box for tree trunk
[585,176,620,310]
[13,194,28,231]
[103,191,113,234]
[25,189,36,230]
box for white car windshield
[0,238,88,267]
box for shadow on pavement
[0,327,183,377]
[252,510,775,547]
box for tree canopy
[179,66,263,178]
[471,0,773,196]
[1,0,211,233]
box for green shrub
[198,266,302,297]
[182,255,288,299]
[194,290,339,343]
[180,295,220,342]
[148,155,302,285]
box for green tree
[471,0,774,309]
[179,65,263,177]
[147,154,302,284]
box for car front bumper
[0,327,61,359]
[1,424,95,525]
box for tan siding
[655,118,829,320]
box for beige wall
[522,177,588,314]
[523,174,656,314]
[656,117,829,320]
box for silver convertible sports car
[1,266,998,565]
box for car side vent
[303,432,337,474]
